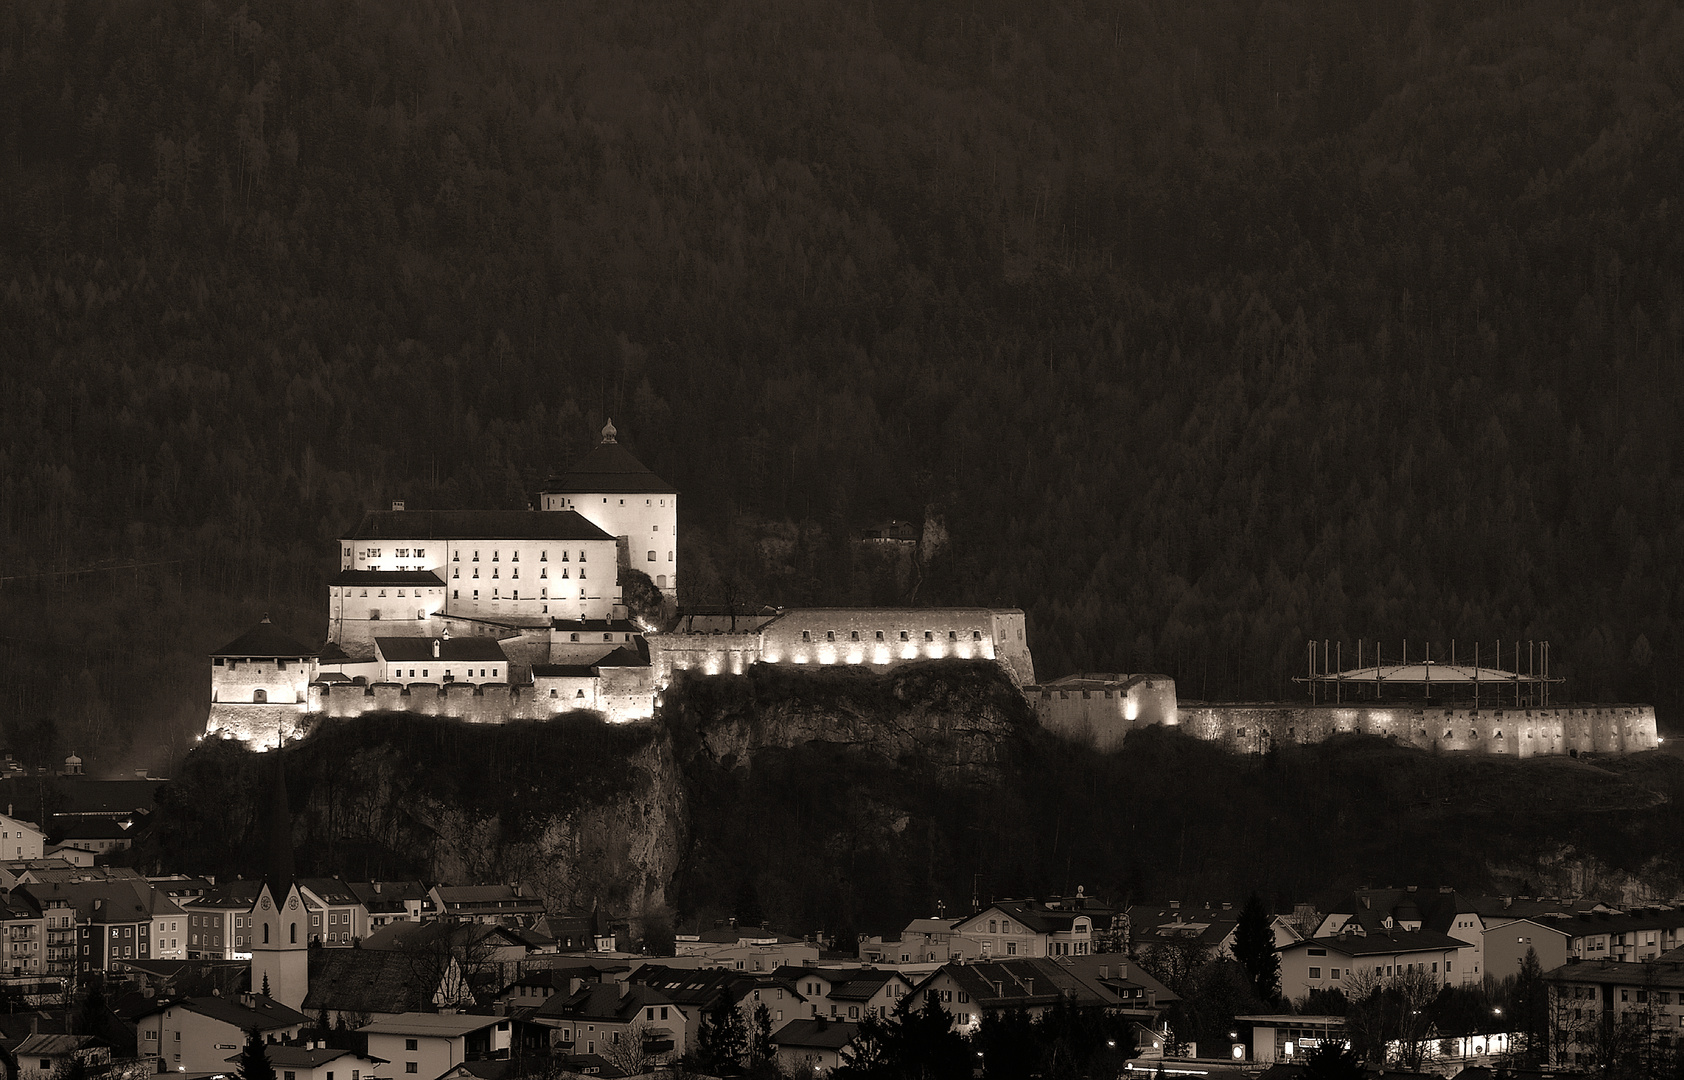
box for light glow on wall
[1124,700,1138,721]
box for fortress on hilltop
[201,423,1660,759]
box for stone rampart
[1174,703,1659,756]
[1034,675,1178,752]
[206,703,310,750]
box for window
[973,631,982,640]
[405,1066,418,1074]
[1330,968,1339,980]
[925,631,933,641]
[802,631,810,641]
[851,631,860,640]
[900,631,908,640]
[876,631,884,641]
[827,631,836,641]
[1006,941,1016,955]
[406,1040,418,1051]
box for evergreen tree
[1234,893,1282,1006]
[237,1027,276,1080]
[1303,1040,1364,1080]
[1513,947,1549,1064]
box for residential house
[904,957,1121,1033]
[18,877,188,974]
[493,963,628,1011]
[133,993,311,1072]
[1313,888,1486,982]
[949,894,1125,960]
[767,967,909,1023]
[346,882,436,929]
[224,1043,387,1080]
[362,919,539,998]
[359,1013,514,1080]
[7,1033,110,1080]
[629,965,808,1031]
[1054,955,1178,1025]
[532,912,610,953]
[428,885,544,928]
[533,982,687,1062]
[0,814,46,862]
[672,926,820,971]
[771,1019,859,1075]
[1277,929,1479,999]
[1551,909,1684,963]
[302,948,474,1026]
[1544,958,1684,1067]
[0,890,44,979]
[1482,918,1573,979]
[297,879,371,946]
[1128,901,1307,963]
[860,917,983,965]
[184,880,263,959]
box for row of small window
[360,549,423,559]
[568,633,634,643]
[802,630,985,643]
[646,551,673,561]
[392,668,501,680]
[451,550,584,563]
[1309,961,1449,981]
[451,567,580,580]
[454,589,578,601]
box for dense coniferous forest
[3,0,1684,769]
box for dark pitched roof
[342,511,612,542]
[541,433,676,496]
[226,1046,383,1068]
[591,646,649,669]
[375,637,509,663]
[133,994,311,1032]
[538,983,674,1023]
[332,570,447,586]
[770,1018,859,1050]
[531,664,598,679]
[297,878,359,905]
[302,950,455,1014]
[917,958,1116,1010]
[1295,928,1476,955]
[346,881,434,915]
[211,617,317,658]
[12,1034,102,1057]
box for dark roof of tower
[541,422,676,495]
[211,617,317,659]
[341,510,613,542]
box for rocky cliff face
[142,660,1034,940]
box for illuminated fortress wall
[1176,703,1659,756]
[648,608,1035,687]
[303,680,653,724]
[1032,675,1179,751]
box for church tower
[249,879,309,1010]
[539,421,680,600]
[249,756,309,1011]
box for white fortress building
[205,422,1040,748]
[538,420,679,600]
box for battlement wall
[1033,676,1178,752]
[1176,702,1659,757]
[304,681,652,725]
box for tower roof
[212,616,317,659]
[541,420,677,495]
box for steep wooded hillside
[4,0,1684,770]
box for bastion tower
[539,421,679,601]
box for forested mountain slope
[3,0,1684,768]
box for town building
[358,1012,515,1078]
[770,1019,859,1075]
[133,993,311,1072]
[224,1043,388,1080]
[672,926,821,971]
[1277,928,1480,999]
[1543,958,1684,1067]
[904,957,1120,1032]
[0,813,46,861]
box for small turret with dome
[540,420,679,599]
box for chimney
[392,500,405,511]
[618,981,630,998]
[569,978,583,996]
[373,882,382,894]
[1169,901,1179,910]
